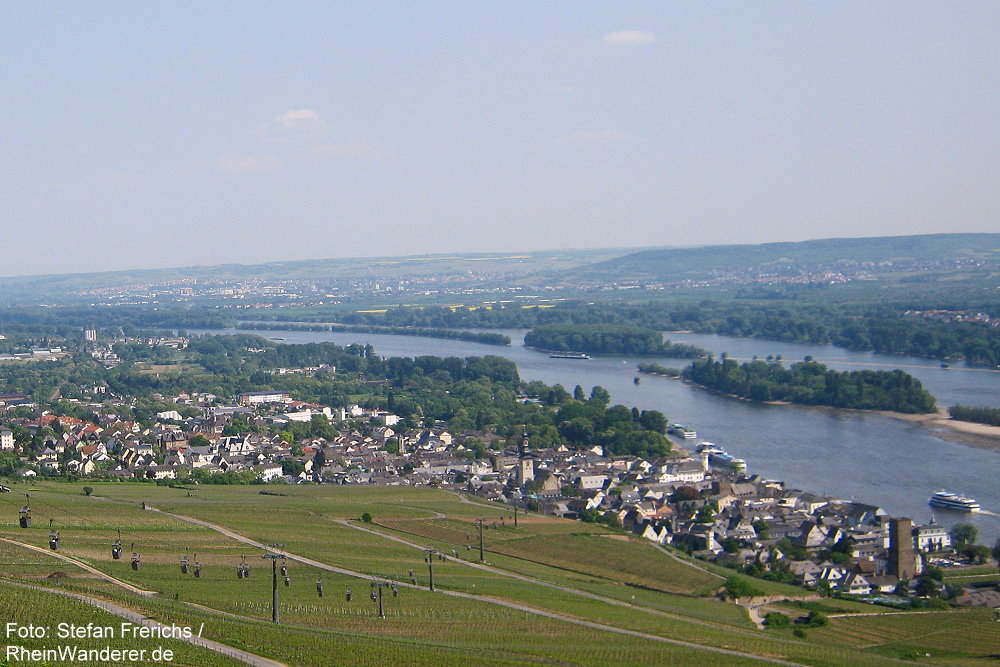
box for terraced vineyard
[0,480,995,666]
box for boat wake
[977,509,1000,518]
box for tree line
[524,324,706,357]
[2,328,673,460]
[948,405,1000,427]
[338,300,1000,367]
[238,322,510,346]
[682,357,937,414]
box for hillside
[0,247,631,303]
[558,233,1000,285]
[3,481,995,665]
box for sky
[2,2,998,277]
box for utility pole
[476,518,485,562]
[262,543,286,623]
[513,503,519,528]
[424,549,438,591]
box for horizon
[1,230,997,282]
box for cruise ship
[549,352,590,360]
[669,424,697,439]
[696,442,747,473]
[929,491,980,512]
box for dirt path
[1,579,288,667]
[1,537,157,596]
[651,542,728,581]
[327,515,780,638]
[149,506,803,666]
[737,595,820,630]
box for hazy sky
[2,2,998,277]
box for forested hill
[558,233,1000,284]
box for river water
[197,327,1000,544]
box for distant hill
[0,247,630,302]
[2,233,998,304]
[556,233,1000,284]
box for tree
[82,486,93,496]
[188,434,210,448]
[670,486,701,502]
[752,520,770,540]
[280,459,304,476]
[803,611,827,627]
[914,575,939,598]
[695,504,716,524]
[588,386,611,408]
[968,545,991,564]
[949,523,978,549]
[723,576,763,600]
[764,612,790,629]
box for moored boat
[695,442,746,473]
[669,424,697,439]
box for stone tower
[888,517,917,580]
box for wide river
[197,327,1000,544]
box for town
[1,333,994,612]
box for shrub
[82,486,93,496]
[764,612,790,629]
[723,576,764,600]
[361,512,372,523]
[803,611,828,627]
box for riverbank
[671,372,1000,451]
[878,409,1000,452]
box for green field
[0,480,994,666]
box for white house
[914,521,951,552]
[0,427,14,450]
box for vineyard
[0,480,994,665]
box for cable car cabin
[131,552,141,571]
[48,521,59,550]
[316,580,324,597]
[284,575,290,587]
[112,529,122,559]
[280,560,287,576]
[236,556,250,579]
[19,496,31,528]
[180,555,189,574]
[193,562,202,578]
[345,588,352,602]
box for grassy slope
[0,479,991,666]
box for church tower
[517,431,534,486]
